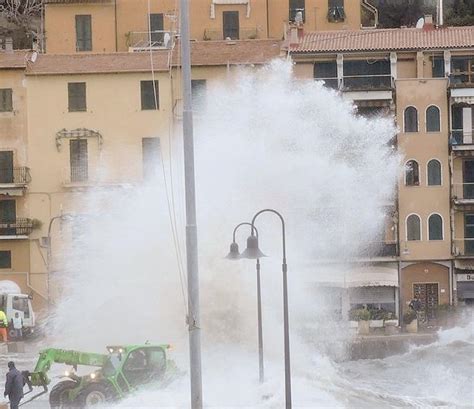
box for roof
[0,50,28,69]
[26,40,282,75]
[291,26,474,54]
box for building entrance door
[413,283,439,321]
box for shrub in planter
[349,308,370,321]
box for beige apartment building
[289,23,474,319]
[42,0,365,53]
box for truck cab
[0,293,35,335]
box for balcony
[450,130,474,152]
[0,218,33,238]
[341,75,393,92]
[453,238,474,257]
[452,183,474,205]
[203,27,258,41]
[126,31,174,51]
[0,167,31,196]
[358,241,399,259]
[449,56,474,88]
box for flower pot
[358,320,370,335]
[384,319,399,327]
[349,320,358,329]
[406,319,418,333]
[369,319,384,328]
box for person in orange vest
[0,310,7,342]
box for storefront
[454,261,474,304]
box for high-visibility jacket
[0,310,7,328]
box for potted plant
[403,309,417,333]
[369,309,384,328]
[349,308,370,335]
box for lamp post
[242,209,292,409]
[225,222,266,383]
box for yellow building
[43,0,365,53]
[289,24,474,319]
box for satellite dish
[415,17,424,28]
[30,51,38,63]
[163,32,171,48]
[295,11,303,24]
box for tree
[445,0,474,26]
[0,0,42,32]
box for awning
[451,88,474,104]
[309,263,399,288]
[454,260,474,270]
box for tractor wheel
[75,383,114,408]
[49,380,78,409]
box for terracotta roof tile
[0,50,28,69]
[26,40,282,75]
[291,26,474,54]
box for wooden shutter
[68,82,86,112]
[0,89,13,112]
[0,151,14,183]
[76,15,92,51]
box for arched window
[405,160,420,186]
[428,214,443,240]
[407,214,421,241]
[404,106,418,132]
[426,105,441,132]
[427,159,441,186]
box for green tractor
[22,344,176,408]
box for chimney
[5,37,13,52]
[423,14,434,31]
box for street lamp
[225,222,265,383]
[242,209,292,409]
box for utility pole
[180,0,203,408]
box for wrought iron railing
[453,238,474,256]
[359,241,399,258]
[0,218,33,236]
[69,165,88,183]
[203,27,258,41]
[449,130,473,146]
[0,167,31,185]
[126,31,174,49]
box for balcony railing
[126,31,174,50]
[453,238,474,256]
[203,27,258,41]
[0,218,33,236]
[453,183,474,203]
[450,130,474,147]
[359,241,399,258]
[341,75,393,91]
[0,167,31,185]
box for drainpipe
[265,0,269,38]
[114,0,118,51]
[438,0,444,26]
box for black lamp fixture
[225,241,241,259]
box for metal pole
[256,259,264,383]
[180,0,203,408]
[251,209,291,408]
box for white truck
[0,280,36,338]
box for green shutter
[76,15,92,51]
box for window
[75,15,92,52]
[405,160,419,186]
[432,56,445,78]
[141,80,159,110]
[149,13,164,45]
[428,214,443,240]
[142,137,160,181]
[426,106,440,132]
[191,79,207,111]
[427,160,441,186]
[0,89,12,112]
[407,214,421,241]
[0,251,11,268]
[404,106,418,132]
[314,61,338,89]
[223,11,239,40]
[342,60,391,90]
[68,82,86,112]
[289,0,305,22]
[328,0,345,22]
[70,139,88,182]
[0,200,16,235]
[451,56,474,85]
